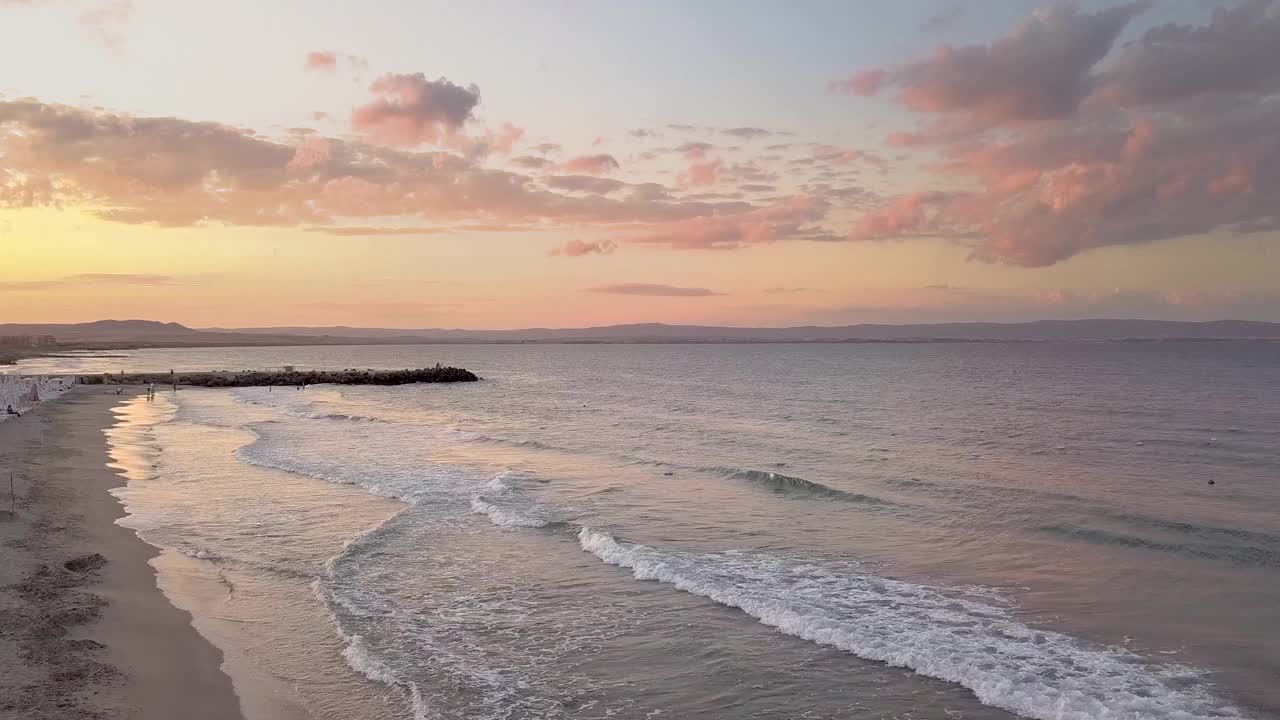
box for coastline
[0,387,246,720]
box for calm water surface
[23,343,1280,719]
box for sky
[1,0,1278,328]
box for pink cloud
[813,145,885,168]
[850,191,954,240]
[624,195,827,250]
[305,51,369,74]
[885,131,930,148]
[305,51,338,72]
[549,239,618,257]
[351,73,480,147]
[563,154,620,175]
[79,0,134,53]
[829,69,886,96]
[481,122,525,155]
[835,1,1280,266]
[678,148,722,187]
[286,137,331,172]
[858,105,1280,266]
[0,99,768,232]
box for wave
[1039,524,1280,569]
[1105,512,1280,549]
[470,496,550,528]
[577,527,1249,720]
[341,634,432,720]
[719,468,889,505]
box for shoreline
[0,387,247,720]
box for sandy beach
[0,387,245,720]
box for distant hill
[3,319,1279,348]
[0,320,322,346]
[204,319,1280,342]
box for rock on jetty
[79,366,479,387]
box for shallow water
[69,343,1280,719]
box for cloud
[305,51,339,71]
[1094,0,1280,108]
[622,195,827,250]
[545,175,627,194]
[841,1,1280,266]
[68,273,177,285]
[287,136,331,172]
[305,224,537,236]
[722,127,773,139]
[0,273,178,292]
[510,155,551,169]
[303,226,450,236]
[849,191,956,240]
[476,122,525,156]
[351,73,481,147]
[628,128,658,139]
[841,2,1150,125]
[854,104,1280,265]
[920,5,965,33]
[588,283,721,297]
[77,0,134,52]
[763,287,813,294]
[304,51,368,73]
[678,148,722,187]
[562,154,620,175]
[829,69,887,96]
[549,239,618,257]
[0,99,774,232]
[813,144,886,168]
[675,141,714,154]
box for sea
[12,342,1280,720]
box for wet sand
[0,387,245,720]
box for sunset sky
[2,0,1278,328]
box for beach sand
[0,387,245,720]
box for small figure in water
[5,404,20,417]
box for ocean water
[44,343,1280,719]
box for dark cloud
[838,2,1151,124]
[1096,0,1280,108]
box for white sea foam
[469,495,549,528]
[577,527,1251,720]
[341,635,433,720]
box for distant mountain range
[2,319,1279,346]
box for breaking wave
[719,468,888,505]
[577,527,1249,720]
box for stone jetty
[78,366,479,387]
